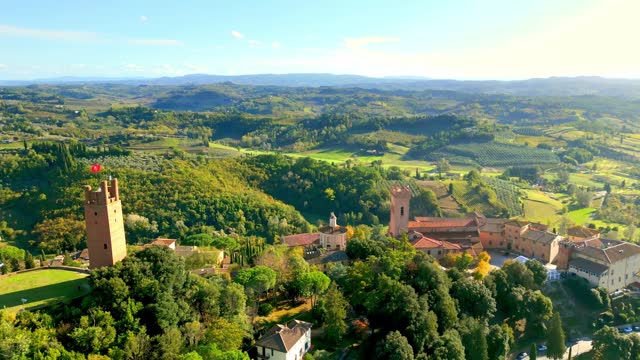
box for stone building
[84,178,127,269]
[566,226,601,242]
[255,320,312,360]
[389,184,411,238]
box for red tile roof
[411,217,478,228]
[567,226,600,239]
[411,235,462,251]
[281,233,321,247]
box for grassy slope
[0,269,89,312]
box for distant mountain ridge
[2,73,640,98]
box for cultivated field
[0,269,89,313]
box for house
[255,320,312,360]
[557,237,640,292]
[143,238,177,250]
[409,232,463,259]
[566,226,600,242]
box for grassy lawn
[254,299,313,326]
[0,269,90,313]
[568,207,596,225]
[522,190,564,224]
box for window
[400,206,404,216]
[104,244,108,250]
[489,241,492,245]
[427,250,431,255]
[94,212,98,216]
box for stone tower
[84,178,127,269]
[389,184,411,238]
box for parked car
[622,327,633,333]
[516,353,528,360]
[537,344,547,351]
[633,326,640,332]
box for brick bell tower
[389,184,411,238]
[84,178,127,269]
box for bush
[258,303,273,316]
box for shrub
[258,303,273,316]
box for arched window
[400,206,404,216]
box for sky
[1,0,639,80]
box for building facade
[84,178,127,269]
[255,320,312,360]
[557,237,640,292]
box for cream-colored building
[560,237,640,292]
[318,213,347,251]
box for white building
[255,320,312,360]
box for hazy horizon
[1,0,639,80]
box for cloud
[125,63,145,72]
[343,36,400,50]
[231,30,244,40]
[0,64,6,69]
[0,24,98,41]
[271,41,281,49]
[128,38,181,46]
[140,15,148,23]
[248,39,261,47]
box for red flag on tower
[90,164,101,173]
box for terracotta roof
[479,218,506,233]
[411,236,462,251]
[281,233,321,247]
[411,217,479,228]
[504,219,530,227]
[569,258,609,274]
[567,226,600,239]
[521,229,560,244]
[256,320,312,352]
[79,248,90,260]
[573,238,640,264]
[308,251,350,265]
[318,226,347,235]
[465,242,484,257]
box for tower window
[400,206,404,216]
[94,212,98,216]
[104,244,108,250]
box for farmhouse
[557,237,640,292]
[255,320,312,360]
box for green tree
[234,265,277,301]
[24,251,35,269]
[486,324,514,360]
[460,318,488,360]
[321,282,348,343]
[530,343,537,360]
[375,331,414,360]
[431,329,465,360]
[33,217,86,252]
[9,257,20,272]
[299,271,331,308]
[437,158,451,179]
[70,310,117,354]
[525,260,547,288]
[546,312,566,360]
[450,278,496,320]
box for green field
[567,207,596,225]
[0,269,89,313]
[522,190,565,223]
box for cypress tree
[546,311,566,360]
[530,343,537,360]
[24,251,35,269]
